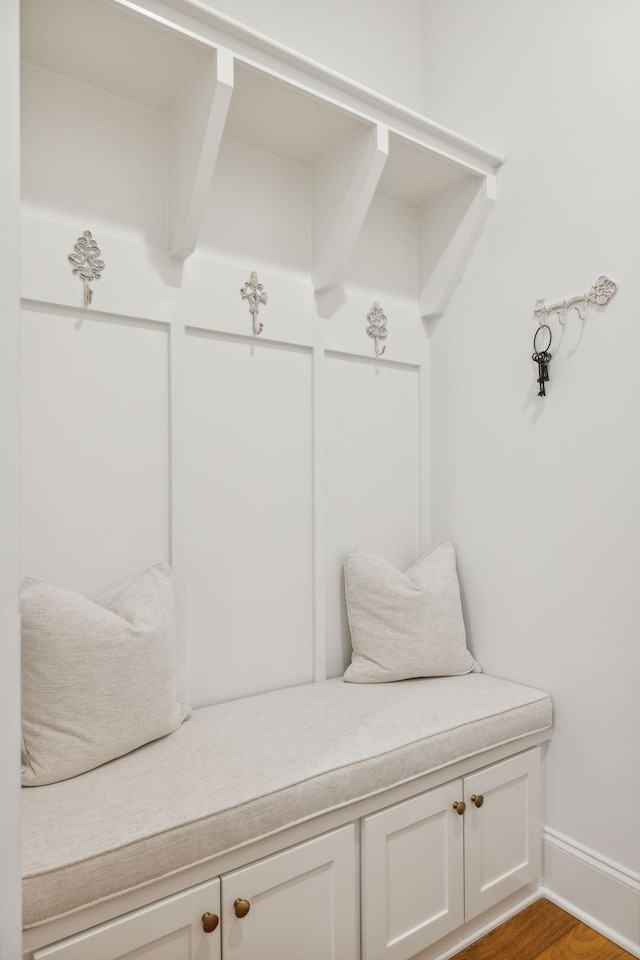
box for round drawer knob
[453,801,466,815]
[202,912,219,933]
[471,794,484,808]
[234,898,251,918]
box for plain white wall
[196,0,425,110]
[422,0,640,877]
[0,1,22,956]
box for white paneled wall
[325,356,423,677]
[19,286,428,708]
[184,333,314,706]
[21,309,170,597]
[20,306,429,704]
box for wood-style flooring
[453,898,635,960]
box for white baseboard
[542,827,640,958]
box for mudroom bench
[22,674,552,960]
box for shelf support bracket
[169,48,234,261]
[312,124,389,294]
[418,174,497,321]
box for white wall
[196,0,425,111]
[0,1,22,956]
[422,0,640,939]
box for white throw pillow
[343,542,480,683]
[21,563,191,786]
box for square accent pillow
[343,541,480,683]
[21,563,191,786]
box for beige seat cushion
[22,673,552,927]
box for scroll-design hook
[240,271,268,336]
[366,301,388,358]
[68,230,105,307]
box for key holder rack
[534,275,618,323]
[530,275,617,399]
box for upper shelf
[20,0,208,112]
[20,0,504,318]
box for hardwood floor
[453,899,635,960]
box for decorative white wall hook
[366,302,388,357]
[534,275,617,322]
[68,230,105,306]
[240,271,268,335]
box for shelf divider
[312,123,389,294]
[418,174,497,321]
[169,47,234,261]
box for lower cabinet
[361,779,464,960]
[29,749,542,960]
[33,879,222,960]
[32,825,358,960]
[222,824,359,960]
[361,748,542,960]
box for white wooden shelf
[20,0,504,318]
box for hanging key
[532,325,552,398]
[532,352,546,396]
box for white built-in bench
[22,674,552,960]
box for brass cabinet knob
[234,898,251,918]
[202,912,219,933]
[471,794,484,808]
[453,801,466,815]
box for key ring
[533,324,552,354]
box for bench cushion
[22,673,552,927]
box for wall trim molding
[542,827,640,958]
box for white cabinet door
[463,747,542,921]
[222,825,358,960]
[361,780,464,960]
[33,880,221,960]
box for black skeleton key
[537,355,546,396]
[532,350,551,396]
[532,324,552,399]
[542,353,550,381]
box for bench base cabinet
[362,748,542,960]
[26,748,542,960]
[31,827,358,960]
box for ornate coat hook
[68,230,105,306]
[366,302,388,357]
[240,271,268,335]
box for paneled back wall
[20,291,427,707]
[19,15,432,710]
